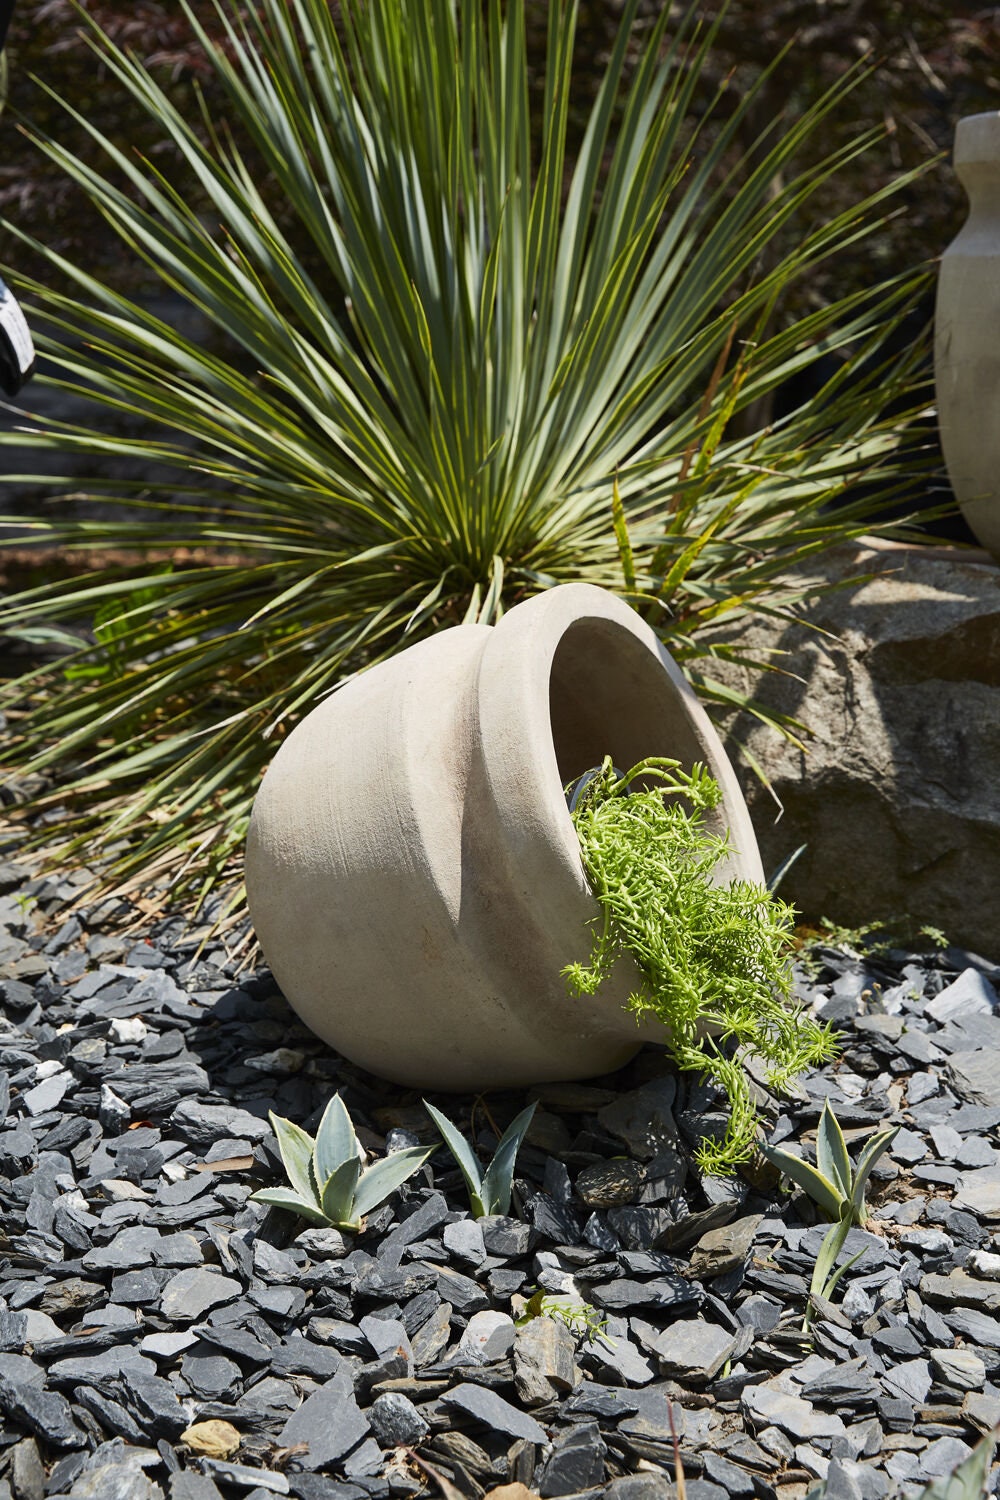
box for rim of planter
[476,583,764,903]
[954,110,1000,166]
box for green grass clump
[566,757,836,1173]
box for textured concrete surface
[936,111,1000,560]
[246,583,763,1089]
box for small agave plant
[762,1100,900,1331]
[252,1094,436,1231]
[760,1097,899,1228]
[423,1100,536,1219]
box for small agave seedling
[760,1098,899,1228]
[252,1095,436,1231]
[423,1100,536,1219]
[762,1099,900,1331]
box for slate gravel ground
[1,852,1000,1500]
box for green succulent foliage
[252,1094,436,1231]
[423,1100,536,1219]
[0,0,934,906]
[805,1209,868,1331]
[760,1097,899,1227]
[566,756,836,1174]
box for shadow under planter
[246,583,763,1090]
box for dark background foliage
[2,1,997,294]
[0,2,997,544]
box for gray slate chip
[160,1267,242,1320]
[702,1454,755,1498]
[180,1351,242,1399]
[479,1214,532,1259]
[0,1376,86,1448]
[270,1337,344,1380]
[368,1391,429,1447]
[539,1420,606,1497]
[170,1475,226,1500]
[923,968,998,1022]
[440,1381,547,1442]
[434,1265,489,1314]
[590,1275,699,1311]
[171,1099,272,1147]
[200,1461,290,1494]
[278,1373,370,1469]
[947,1051,1000,1108]
[741,1382,847,1440]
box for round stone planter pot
[245,583,764,1090]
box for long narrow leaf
[850,1126,900,1226]
[0,0,937,912]
[480,1102,537,1217]
[815,1100,852,1203]
[320,1157,363,1227]
[314,1094,363,1185]
[759,1142,843,1221]
[809,1210,853,1298]
[250,1187,330,1224]
[268,1112,319,1209]
[352,1144,438,1220]
[423,1101,484,1208]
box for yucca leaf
[267,1112,319,1208]
[759,1141,843,1221]
[480,1102,537,1217]
[314,1093,363,1186]
[850,1125,900,1227]
[319,1157,363,1229]
[352,1144,437,1220]
[0,0,937,908]
[815,1099,852,1203]
[249,1187,330,1225]
[423,1101,485,1213]
[809,1210,853,1300]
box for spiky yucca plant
[0,0,932,907]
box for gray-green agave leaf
[424,1100,536,1219]
[761,1099,899,1227]
[252,1094,436,1231]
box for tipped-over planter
[246,583,764,1090]
[936,112,1000,559]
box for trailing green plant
[252,1094,435,1231]
[423,1100,536,1219]
[515,1289,610,1342]
[760,1097,899,1228]
[795,917,950,977]
[0,0,935,907]
[566,756,835,1173]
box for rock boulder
[708,539,1000,953]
